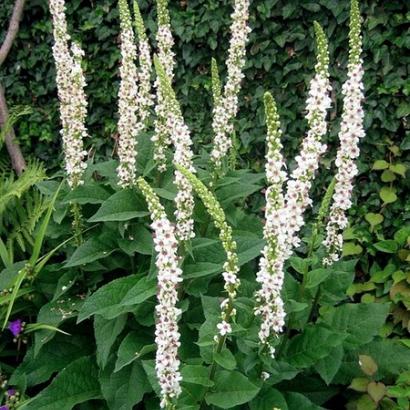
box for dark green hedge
[1,0,409,229]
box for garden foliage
[0,0,409,410]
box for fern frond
[0,160,46,215]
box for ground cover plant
[0,0,409,409]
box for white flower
[137,177,182,409]
[283,23,331,256]
[49,0,88,188]
[134,1,154,124]
[152,0,176,172]
[155,59,196,242]
[324,1,364,265]
[210,0,251,170]
[254,93,287,351]
[116,0,141,188]
[217,321,232,336]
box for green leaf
[381,169,396,182]
[250,388,288,410]
[314,344,344,385]
[100,359,151,409]
[305,268,331,289]
[379,186,397,204]
[342,242,363,256]
[64,235,116,267]
[286,325,346,368]
[205,370,260,408]
[367,381,385,403]
[374,240,398,253]
[365,213,384,229]
[181,365,214,387]
[94,314,127,369]
[349,377,370,392]
[23,356,101,410]
[115,331,156,372]
[63,183,111,204]
[359,355,378,376]
[10,335,93,387]
[118,225,153,256]
[283,392,324,410]
[372,160,389,170]
[289,256,310,274]
[214,347,236,370]
[88,190,148,222]
[320,303,390,347]
[78,275,156,321]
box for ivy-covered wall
[1,0,409,229]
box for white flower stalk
[155,58,195,241]
[323,0,364,266]
[152,0,176,172]
[210,0,251,170]
[176,166,240,342]
[49,0,88,188]
[284,22,331,254]
[254,93,287,355]
[133,1,154,123]
[137,177,182,409]
[117,0,141,188]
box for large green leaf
[88,190,148,222]
[64,235,116,267]
[62,183,111,204]
[23,356,101,410]
[320,303,390,347]
[100,358,151,409]
[94,314,127,369]
[205,370,260,408]
[250,388,288,410]
[115,331,155,372]
[78,275,156,321]
[10,335,93,387]
[286,325,346,369]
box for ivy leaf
[372,160,389,170]
[379,186,397,204]
[365,213,384,229]
[23,356,101,410]
[373,240,398,253]
[205,370,260,408]
[78,275,156,321]
[88,190,149,222]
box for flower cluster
[155,58,195,242]
[152,0,176,172]
[210,0,251,170]
[284,22,331,254]
[133,1,154,124]
[137,177,182,408]
[177,166,240,341]
[49,0,88,188]
[116,0,141,188]
[254,93,287,355]
[323,0,364,266]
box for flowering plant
[1,1,408,410]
